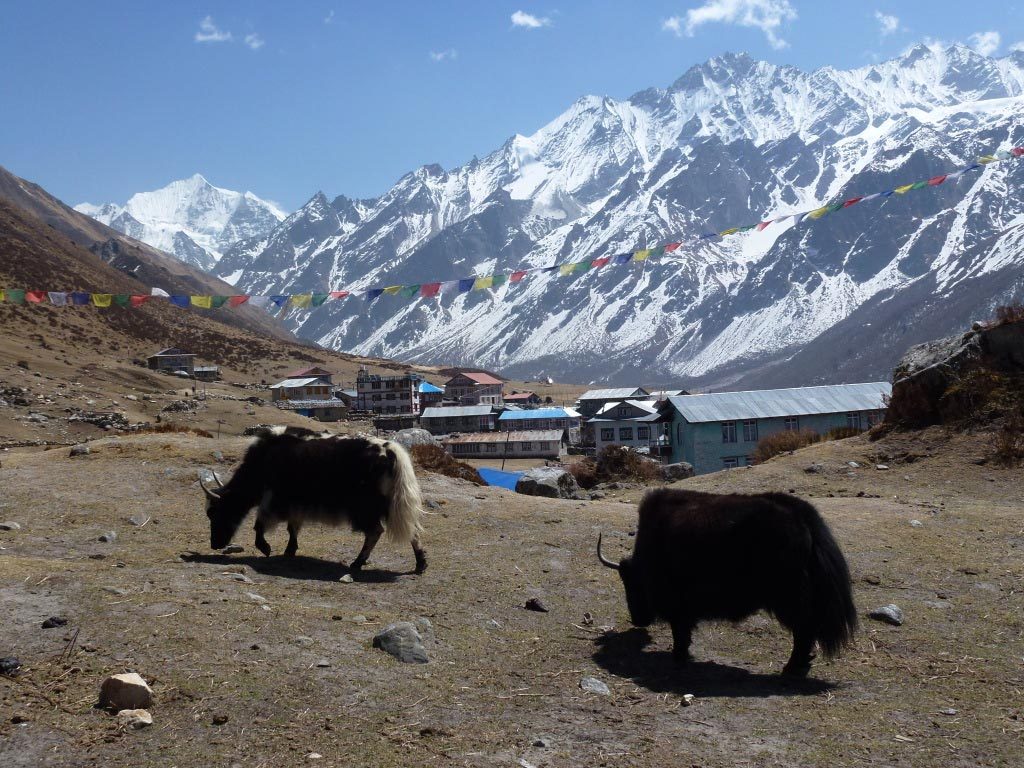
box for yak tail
[384,441,424,545]
[804,505,859,659]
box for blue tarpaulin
[477,467,523,490]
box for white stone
[99,673,153,710]
[117,708,153,729]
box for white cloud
[429,48,458,62]
[874,11,900,36]
[668,0,797,50]
[244,33,264,50]
[1012,41,1024,53]
[968,30,1000,56]
[324,10,335,25]
[195,16,232,44]
[511,10,551,29]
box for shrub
[410,443,485,485]
[993,413,1024,466]
[595,445,663,484]
[568,458,599,489]
[824,426,864,441]
[993,302,1024,327]
[751,429,821,463]
[134,422,213,438]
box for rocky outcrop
[515,467,580,499]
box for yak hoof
[781,660,812,678]
[349,560,364,573]
[414,555,428,575]
[283,547,297,558]
[256,541,272,557]
[672,651,692,667]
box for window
[723,456,739,469]
[445,417,457,427]
[538,442,551,450]
[617,406,631,418]
[637,426,650,440]
[371,382,381,390]
[485,443,498,453]
[386,393,395,400]
[372,394,381,402]
[847,412,862,430]
[479,416,492,430]
[722,421,737,443]
[520,442,533,451]
[619,427,634,441]
[600,428,614,442]
[784,416,799,431]
[742,420,758,442]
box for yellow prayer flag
[633,249,652,261]
[718,228,738,237]
[91,293,112,308]
[383,285,402,295]
[473,276,493,290]
[893,184,915,194]
[977,155,997,164]
[290,293,312,308]
[190,295,213,309]
[559,264,574,276]
[808,206,830,220]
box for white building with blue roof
[497,407,581,443]
[658,382,891,475]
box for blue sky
[1,1,1022,211]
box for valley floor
[0,429,1022,767]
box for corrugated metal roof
[579,387,649,401]
[269,377,321,389]
[443,430,566,444]
[275,399,348,409]
[503,391,537,400]
[589,411,664,423]
[596,400,657,416]
[665,382,892,423]
[422,405,495,418]
[447,371,503,385]
[498,408,573,421]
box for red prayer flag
[755,221,771,231]
[25,290,46,303]
[129,295,151,308]
[510,271,528,283]
[328,290,349,300]
[591,257,610,268]
[1012,147,1024,157]
[227,295,250,307]
[664,242,681,252]
[842,197,863,208]
[420,282,441,298]
[927,175,947,186]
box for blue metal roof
[498,408,572,421]
[664,382,891,423]
[418,381,444,393]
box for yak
[597,487,857,676]
[200,430,426,574]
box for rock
[338,574,354,584]
[0,657,22,676]
[69,444,90,457]
[27,412,48,423]
[939,708,958,716]
[307,754,323,760]
[211,450,224,462]
[413,617,435,642]
[863,574,881,585]
[425,499,440,510]
[221,545,244,554]
[161,400,198,413]
[372,622,428,664]
[847,461,860,468]
[515,467,579,499]
[246,592,268,603]
[910,519,923,527]
[579,676,610,695]
[99,673,153,710]
[804,463,823,474]
[532,738,551,748]
[868,604,904,626]
[682,693,695,706]
[589,491,606,500]
[294,636,314,647]
[486,619,502,629]
[124,394,138,402]
[99,531,117,543]
[212,714,229,725]
[390,428,439,450]
[875,464,890,471]
[524,598,549,613]
[0,521,21,531]
[350,615,367,624]
[11,713,29,724]
[127,515,149,527]
[117,708,153,729]
[661,462,694,481]
[41,616,68,629]
[227,573,253,584]
[315,659,331,668]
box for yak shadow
[593,627,836,699]
[179,552,405,583]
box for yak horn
[199,474,221,499]
[597,533,620,570]
[212,471,224,488]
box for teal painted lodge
[656,382,891,475]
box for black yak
[597,488,857,676]
[200,430,426,574]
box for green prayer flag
[113,294,131,307]
[910,180,928,190]
[491,275,508,288]
[4,289,26,304]
[211,296,229,308]
[398,285,420,298]
[312,293,329,307]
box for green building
[658,382,891,475]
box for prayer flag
[894,184,914,194]
[249,296,272,309]
[190,295,212,309]
[70,292,90,306]
[613,253,632,264]
[170,295,190,308]
[151,287,170,297]
[664,242,681,252]
[365,289,384,301]
[457,278,475,292]
[311,294,329,307]
[927,175,946,186]
[510,270,528,282]
[977,154,997,164]
[420,282,441,298]
[228,295,249,307]
[92,293,113,308]
[48,292,68,306]
[290,294,313,308]
[558,264,574,276]
[909,180,928,191]
[26,291,47,303]
[398,285,420,298]
[1012,147,1024,157]
[130,295,151,308]
[633,249,652,261]
[473,276,493,290]
[329,290,349,299]
[843,197,863,208]
[718,228,738,236]
[113,294,131,307]
[439,281,461,296]
[269,295,289,307]
[756,221,771,231]
[808,206,831,220]
[591,257,611,268]
[4,289,25,304]
[491,274,507,288]
[573,261,591,273]
[209,296,229,308]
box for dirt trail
[1,431,1022,767]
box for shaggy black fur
[202,432,426,574]
[599,488,857,676]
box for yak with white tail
[200,430,427,574]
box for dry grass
[993,301,1024,326]
[752,428,821,463]
[410,443,485,485]
[569,445,662,489]
[132,422,214,438]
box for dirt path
[1,432,1022,767]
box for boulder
[390,429,439,450]
[372,622,428,664]
[868,604,904,626]
[515,467,579,499]
[661,462,694,481]
[99,673,153,710]
[69,444,90,457]
[579,676,610,695]
[117,708,153,729]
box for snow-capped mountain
[217,44,1024,387]
[76,174,286,271]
